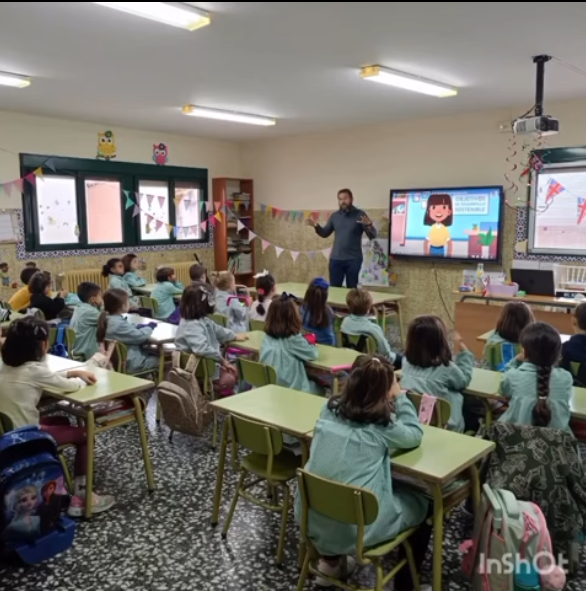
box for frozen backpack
[461,484,565,591]
[157,352,213,440]
[0,426,75,564]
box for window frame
[21,153,209,252]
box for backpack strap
[184,353,200,373]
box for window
[21,154,208,251]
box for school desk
[43,367,155,518]
[42,354,86,373]
[251,282,406,343]
[228,331,361,393]
[124,313,177,382]
[0,311,23,331]
[209,385,325,526]
[476,329,571,343]
[454,291,576,357]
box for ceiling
[1,2,586,141]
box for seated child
[250,270,276,323]
[29,271,68,320]
[70,282,103,360]
[260,294,321,394]
[484,301,534,370]
[8,266,39,311]
[121,253,146,288]
[0,317,114,516]
[341,288,401,367]
[499,322,572,431]
[102,258,139,309]
[189,263,211,286]
[151,267,184,321]
[561,302,586,384]
[296,355,430,589]
[400,315,474,432]
[301,278,336,346]
[214,271,249,333]
[97,289,159,374]
[175,283,247,393]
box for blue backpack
[50,325,68,358]
[0,426,75,563]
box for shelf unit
[212,177,255,285]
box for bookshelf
[212,177,255,285]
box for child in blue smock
[301,277,336,346]
[340,288,402,368]
[101,258,139,309]
[483,301,534,370]
[214,272,249,333]
[97,289,159,374]
[121,253,146,288]
[175,283,248,393]
[296,355,431,589]
[70,282,103,360]
[151,267,184,321]
[259,294,321,394]
[499,322,573,431]
[400,315,474,432]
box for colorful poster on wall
[360,238,390,286]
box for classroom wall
[241,98,586,323]
[0,110,241,300]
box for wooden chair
[297,468,422,590]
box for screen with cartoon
[389,186,504,262]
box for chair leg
[156,399,162,424]
[222,472,245,538]
[276,484,290,564]
[59,453,73,493]
[169,430,174,443]
[375,561,384,591]
[212,413,219,449]
[297,551,311,591]
[403,539,420,591]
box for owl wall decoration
[97,130,117,160]
[153,143,168,165]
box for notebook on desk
[510,269,554,296]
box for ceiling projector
[513,115,559,135]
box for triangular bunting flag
[206,201,214,212]
[261,204,267,212]
[158,195,166,208]
[321,247,332,260]
[125,195,134,209]
[275,247,284,258]
[132,205,140,217]
[283,211,290,220]
[214,211,223,222]
[34,167,43,179]
[173,226,179,237]
[214,201,221,212]
[155,220,163,230]
[209,216,217,227]
[190,225,197,235]
[237,220,245,231]
[174,194,183,206]
[311,211,320,221]
[12,179,24,194]
[146,214,154,222]
[25,173,36,187]
[272,207,279,218]
[266,206,272,216]
[261,240,271,252]
[147,194,155,207]
[200,221,207,232]
[45,158,56,172]
[290,251,299,262]
[304,211,311,219]
[183,198,190,208]
[248,231,257,240]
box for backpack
[0,426,75,563]
[49,325,67,358]
[461,484,565,590]
[157,352,213,438]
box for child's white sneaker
[67,493,115,517]
[315,556,357,586]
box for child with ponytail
[498,322,573,431]
[301,277,336,345]
[250,270,276,322]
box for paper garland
[259,202,336,222]
[0,158,54,198]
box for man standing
[306,188,376,288]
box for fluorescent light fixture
[182,105,276,126]
[92,2,210,30]
[0,71,30,88]
[360,65,457,97]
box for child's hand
[235,333,249,341]
[148,322,158,329]
[68,370,97,384]
[390,378,402,398]
[58,290,68,298]
[454,331,467,351]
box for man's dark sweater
[314,206,376,260]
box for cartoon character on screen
[424,193,453,257]
[153,143,168,165]
[4,485,40,540]
[97,130,116,160]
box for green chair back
[139,296,158,316]
[297,468,379,526]
[485,342,521,371]
[237,358,277,388]
[406,391,451,429]
[113,341,128,373]
[339,331,376,354]
[210,312,228,327]
[229,414,284,458]
[0,302,13,311]
[0,412,14,436]
[249,319,265,332]
[178,351,215,396]
[570,361,586,387]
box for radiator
[59,269,109,293]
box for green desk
[131,284,157,295]
[252,282,406,343]
[477,330,571,343]
[210,385,325,526]
[229,331,361,393]
[43,367,155,518]
[0,354,85,373]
